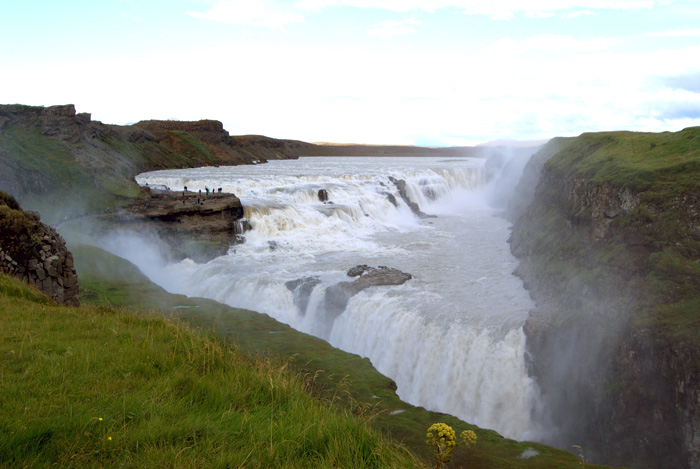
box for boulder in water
[324,265,412,320]
[285,276,322,316]
[388,176,435,218]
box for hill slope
[0,104,308,223]
[0,273,423,468]
[509,127,700,468]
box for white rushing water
[121,154,545,440]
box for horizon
[1,1,699,146]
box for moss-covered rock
[0,190,79,306]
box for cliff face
[0,104,310,222]
[132,119,311,163]
[509,129,700,468]
[0,191,79,306]
[114,189,248,262]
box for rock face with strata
[0,191,79,306]
[113,187,249,261]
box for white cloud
[562,9,595,19]
[188,0,683,29]
[455,0,657,19]
[367,18,421,38]
[646,27,700,37]
[187,0,304,29]
[295,0,668,18]
[485,34,614,56]
[295,0,449,13]
[525,11,557,19]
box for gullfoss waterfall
[119,155,546,440]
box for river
[114,154,546,440]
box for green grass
[0,125,144,223]
[167,130,218,165]
[0,273,423,468]
[0,126,98,218]
[1,119,232,224]
[546,127,700,192]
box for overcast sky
[2,0,699,145]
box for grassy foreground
[0,273,421,468]
[0,244,603,468]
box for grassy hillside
[521,127,700,343]
[546,127,700,192]
[0,272,424,468]
[0,105,307,224]
[509,126,700,467]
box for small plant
[426,422,477,468]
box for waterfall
[123,155,545,440]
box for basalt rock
[285,276,322,316]
[324,265,412,320]
[0,190,79,306]
[115,188,248,261]
[388,177,434,218]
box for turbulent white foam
[130,155,545,440]
[330,290,540,438]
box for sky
[1,0,700,146]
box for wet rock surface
[115,188,248,260]
[285,276,322,316]
[324,265,412,320]
[388,176,434,218]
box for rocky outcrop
[388,177,434,218]
[0,104,91,144]
[0,191,79,306]
[285,276,322,316]
[115,188,248,261]
[324,265,412,320]
[133,119,231,145]
[508,129,700,468]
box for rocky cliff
[509,128,700,468]
[115,188,248,262]
[0,104,310,222]
[0,191,79,306]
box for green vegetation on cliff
[547,127,700,191]
[526,127,700,343]
[509,126,700,468]
[0,104,307,223]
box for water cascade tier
[117,155,544,440]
